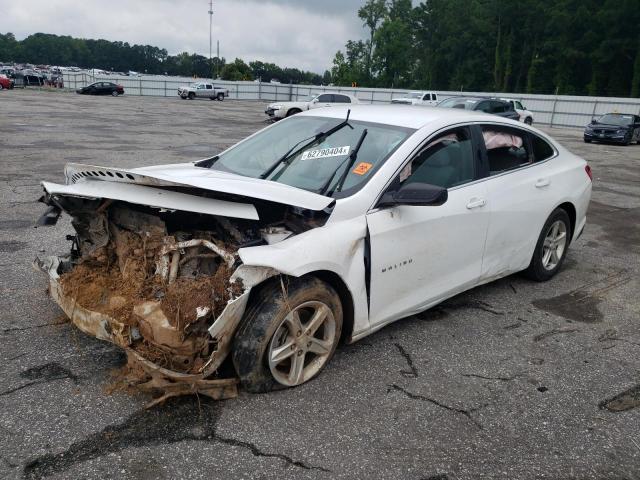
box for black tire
[524,117,533,125]
[180,95,187,100]
[523,208,571,282]
[584,138,592,143]
[0,84,4,91]
[216,93,224,101]
[286,108,301,117]
[209,96,216,100]
[188,92,195,100]
[111,90,118,97]
[232,276,343,393]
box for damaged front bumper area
[34,197,283,404]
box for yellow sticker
[353,162,373,175]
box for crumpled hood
[55,162,334,213]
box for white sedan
[265,92,359,119]
[36,106,591,399]
[501,98,535,125]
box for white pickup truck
[178,82,229,101]
[391,91,438,106]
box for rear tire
[111,90,118,97]
[523,208,571,282]
[287,108,301,117]
[217,93,224,101]
[232,276,343,393]
[0,84,4,90]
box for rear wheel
[111,90,118,96]
[287,108,301,117]
[232,277,343,393]
[188,92,195,100]
[0,84,4,90]
[523,208,571,281]
[217,92,224,101]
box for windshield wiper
[321,128,368,197]
[259,109,353,180]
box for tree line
[332,0,640,97]
[0,32,329,84]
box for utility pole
[216,40,220,79]
[208,0,213,79]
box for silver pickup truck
[178,82,229,101]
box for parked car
[266,93,359,119]
[583,113,640,145]
[177,82,228,100]
[36,105,591,399]
[76,82,124,96]
[501,98,534,125]
[437,96,520,120]
[391,91,438,106]
[0,74,14,90]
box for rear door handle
[535,178,550,188]
[466,197,486,209]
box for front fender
[238,218,370,337]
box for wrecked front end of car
[35,163,332,405]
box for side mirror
[591,118,598,124]
[378,182,448,208]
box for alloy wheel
[268,300,336,386]
[542,220,567,270]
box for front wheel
[0,84,4,90]
[188,92,195,100]
[524,117,533,125]
[217,93,224,101]
[232,277,343,393]
[286,108,301,117]
[523,208,571,281]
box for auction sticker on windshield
[301,146,350,161]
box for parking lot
[1,89,639,480]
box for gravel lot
[1,89,639,480]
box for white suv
[266,93,359,119]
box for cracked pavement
[1,90,639,479]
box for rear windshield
[438,98,479,110]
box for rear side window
[490,101,507,113]
[481,126,531,175]
[530,134,555,162]
[317,94,333,102]
[334,94,351,103]
[206,84,213,90]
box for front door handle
[466,197,486,209]
[535,178,550,188]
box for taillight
[585,165,593,181]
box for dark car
[76,82,124,96]
[437,97,520,120]
[583,113,640,145]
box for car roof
[297,104,518,129]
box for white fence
[63,72,640,129]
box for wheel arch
[555,201,576,244]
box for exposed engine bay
[36,183,330,405]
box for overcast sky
[0,0,367,73]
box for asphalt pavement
[0,89,639,480]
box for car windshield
[211,116,413,197]
[438,98,479,110]
[597,114,633,126]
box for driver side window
[399,127,476,189]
